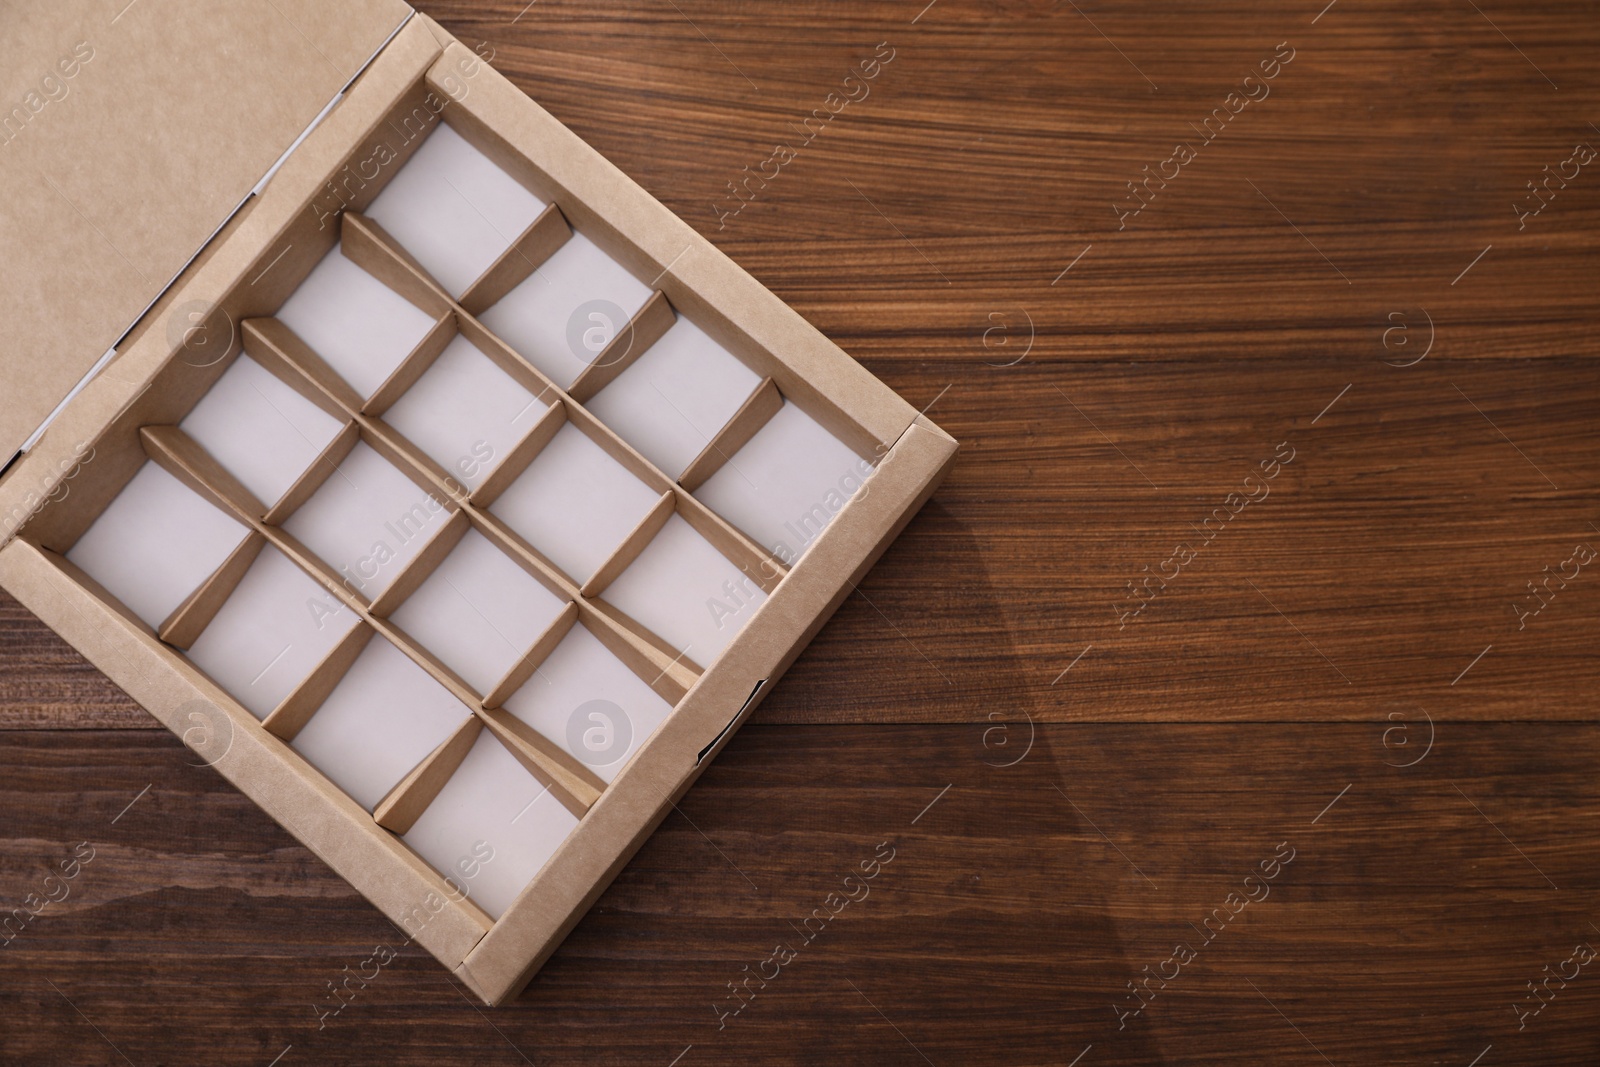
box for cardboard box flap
[0,0,413,463]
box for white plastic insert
[387,529,568,695]
[694,401,873,565]
[281,441,452,600]
[181,353,347,507]
[490,423,660,585]
[585,318,761,479]
[403,730,579,920]
[477,232,652,389]
[290,636,474,811]
[185,545,359,719]
[601,514,765,667]
[275,244,437,399]
[66,462,251,628]
[381,335,548,493]
[364,122,548,297]
[502,621,672,783]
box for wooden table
[4,1,1597,1063]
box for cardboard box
[0,3,956,1004]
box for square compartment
[180,353,347,508]
[694,401,874,565]
[502,621,672,783]
[364,122,548,297]
[601,514,766,667]
[387,529,569,695]
[280,441,453,600]
[403,730,580,920]
[381,334,549,493]
[66,462,251,628]
[185,545,359,719]
[490,422,660,585]
[477,232,652,389]
[291,636,475,811]
[585,318,762,479]
[275,244,438,399]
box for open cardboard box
[0,2,956,1004]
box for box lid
[0,0,413,462]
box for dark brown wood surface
[4,0,1598,1063]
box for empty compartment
[364,122,548,297]
[275,243,438,399]
[291,636,475,811]
[501,621,672,783]
[180,352,348,508]
[585,318,762,479]
[381,334,550,492]
[66,462,251,629]
[185,545,359,719]
[477,231,652,389]
[694,401,875,565]
[601,514,766,667]
[387,529,568,695]
[490,422,660,585]
[403,730,579,919]
[280,441,453,600]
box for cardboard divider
[261,623,377,742]
[207,283,705,700]
[475,707,602,819]
[566,290,678,404]
[242,318,367,415]
[459,203,573,316]
[363,310,460,417]
[452,509,571,604]
[368,509,473,618]
[340,212,456,317]
[352,419,469,509]
[678,377,784,493]
[140,425,269,520]
[180,352,351,515]
[672,488,787,596]
[576,599,693,706]
[468,399,567,509]
[261,421,363,527]
[444,311,558,399]
[483,600,579,710]
[556,396,675,493]
[157,531,267,649]
[458,504,700,697]
[137,420,596,817]
[374,715,484,834]
[580,492,675,599]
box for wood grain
[2,0,1598,1062]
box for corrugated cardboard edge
[454,415,958,1004]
